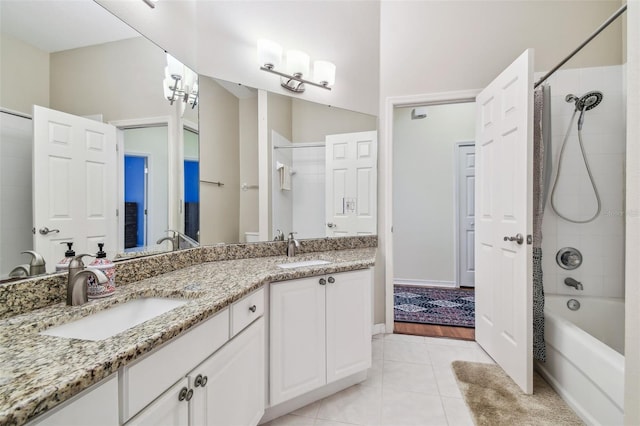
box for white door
[475,49,534,393]
[457,143,476,287]
[270,276,326,405]
[33,106,117,270]
[325,131,377,236]
[191,318,265,426]
[326,269,372,383]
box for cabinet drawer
[121,308,229,422]
[230,287,265,337]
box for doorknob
[327,222,336,228]
[503,233,524,245]
[38,227,60,235]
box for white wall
[292,146,325,239]
[0,113,33,276]
[624,2,640,423]
[540,65,625,299]
[239,96,260,240]
[393,103,476,285]
[97,0,380,116]
[123,126,169,247]
[271,132,293,238]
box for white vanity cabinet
[28,374,118,426]
[125,288,266,426]
[189,317,265,426]
[269,268,372,406]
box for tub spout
[564,277,583,290]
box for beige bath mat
[452,361,584,426]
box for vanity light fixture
[163,54,198,112]
[257,39,335,93]
[142,0,158,8]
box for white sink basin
[277,259,331,269]
[40,298,188,341]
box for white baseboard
[394,279,457,288]
[372,323,386,336]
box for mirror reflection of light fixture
[257,39,335,93]
[163,54,198,113]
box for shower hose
[550,109,602,223]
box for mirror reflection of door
[122,126,168,252]
[183,127,199,241]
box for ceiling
[0,0,139,53]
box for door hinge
[116,208,119,217]
[527,234,533,245]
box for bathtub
[535,295,625,425]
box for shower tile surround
[0,235,377,319]
[538,65,626,298]
[0,236,376,425]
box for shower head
[576,91,604,111]
[565,91,604,112]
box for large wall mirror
[198,77,377,245]
[0,1,379,284]
[0,1,198,280]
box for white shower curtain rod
[534,3,627,89]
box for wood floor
[394,322,475,341]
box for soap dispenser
[87,243,116,299]
[55,242,76,272]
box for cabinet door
[29,375,118,426]
[125,378,189,426]
[270,277,326,405]
[326,269,372,383]
[190,318,265,426]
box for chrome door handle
[327,222,336,228]
[38,227,60,235]
[503,233,524,245]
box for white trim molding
[394,279,457,288]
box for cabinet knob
[195,374,204,387]
[249,304,257,313]
[201,375,208,387]
[185,388,194,401]
[178,387,188,401]
[319,278,326,285]
[328,276,335,284]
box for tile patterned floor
[264,333,495,426]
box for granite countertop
[0,248,376,426]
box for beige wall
[50,37,172,122]
[239,96,260,239]
[0,34,49,114]
[199,77,240,244]
[393,103,476,284]
[291,99,377,143]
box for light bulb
[285,50,310,77]
[313,60,336,86]
[257,39,282,69]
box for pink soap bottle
[87,243,116,299]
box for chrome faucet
[67,254,108,306]
[564,277,583,291]
[157,230,199,251]
[9,250,46,277]
[287,232,300,257]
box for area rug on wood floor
[394,285,475,327]
[452,361,584,426]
